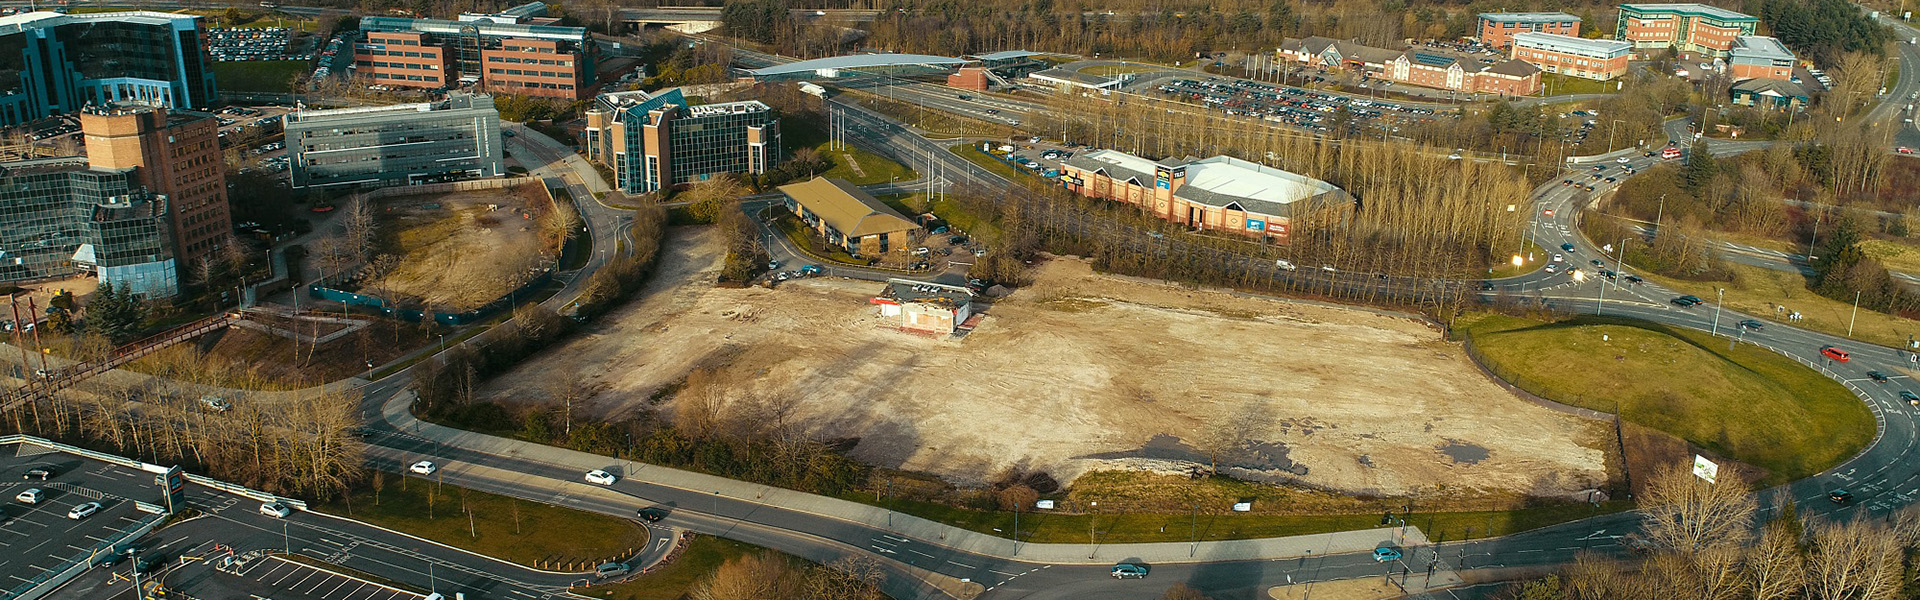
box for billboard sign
[1246,219,1266,231]
[1691,455,1718,483]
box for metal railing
[0,313,237,414]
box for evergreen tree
[1683,140,1717,190]
[86,281,145,344]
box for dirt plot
[364,186,557,312]
[482,230,1608,497]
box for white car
[68,501,100,520]
[584,470,617,485]
[1616,156,1630,163]
[259,501,292,518]
[15,488,42,504]
[409,460,438,475]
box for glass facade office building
[0,159,176,297]
[285,93,505,188]
[0,11,217,127]
[584,89,781,195]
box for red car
[1901,147,1915,155]
[1660,147,1682,160]
[1821,346,1851,362]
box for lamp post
[1712,287,1725,337]
[1850,290,1863,336]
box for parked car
[1372,546,1403,562]
[1110,563,1149,579]
[1821,345,1852,362]
[23,467,54,480]
[409,460,437,475]
[68,501,101,520]
[15,488,42,504]
[585,470,617,485]
[259,501,292,518]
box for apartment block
[1477,12,1581,49]
[0,11,217,127]
[584,89,781,195]
[355,14,595,100]
[1616,3,1758,57]
[1511,32,1633,81]
[79,105,230,279]
[285,93,505,189]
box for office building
[1060,150,1351,241]
[0,11,217,127]
[1729,35,1796,80]
[80,105,230,275]
[1280,37,1541,95]
[779,177,920,255]
[355,13,595,100]
[285,93,505,189]
[584,89,781,195]
[1731,77,1809,110]
[1477,12,1581,49]
[1616,4,1759,57]
[0,159,177,297]
[1512,32,1633,81]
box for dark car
[1671,296,1701,307]
[1624,275,1645,284]
[1561,243,1576,252]
[1737,319,1764,331]
[637,507,668,522]
[1830,489,1853,504]
[1903,390,1920,405]
[23,467,53,480]
[1870,370,1890,383]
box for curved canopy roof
[747,53,969,77]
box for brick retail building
[1060,150,1350,241]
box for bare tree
[1638,463,1756,554]
[691,552,804,600]
[1805,517,1903,600]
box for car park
[409,460,437,475]
[1110,563,1149,579]
[1821,346,1851,362]
[260,501,292,518]
[585,470,617,485]
[67,501,100,520]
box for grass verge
[949,143,1031,184]
[319,474,648,569]
[213,60,308,94]
[1486,239,1549,279]
[1542,72,1619,96]
[1456,312,1872,484]
[1646,261,1920,350]
[574,536,761,600]
[773,212,862,265]
[780,116,917,185]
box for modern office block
[0,158,177,297]
[80,105,230,273]
[356,14,595,99]
[285,93,505,189]
[0,11,217,126]
[584,89,781,195]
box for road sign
[1692,455,1718,483]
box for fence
[2,512,163,600]
[0,434,307,511]
[362,174,537,200]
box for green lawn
[1457,313,1872,484]
[576,536,761,600]
[1485,239,1549,279]
[213,60,308,94]
[318,474,650,569]
[780,116,917,185]
[1542,73,1621,96]
[949,143,1030,183]
[773,212,862,265]
[853,494,1631,544]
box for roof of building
[1030,67,1121,88]
[779,177,920,238]
[970,50,1041,61]
[360,14,588,42]
[1730,35,1795,61]
[1512,31,1633,56]
[882,278,972,308]
[684,100,771,118]
[1061,149,1167,184]
[0,10,197,32]
[498,1,549,17]
[1732,77,1809,98]
[1618,3,1757,21]
[287,92,494,124]
[1177,155,1346,216]
[0,156,93,177]
[1486,59,1543,77]
[1479,12,1581,23]
[746,53,970,77]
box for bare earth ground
[366,187,553,312]
[480,228,1609,498]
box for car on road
[1830,489,1854,503]
[260,501,292,518]
[15,488,42,504]
[799,264,822,276]
[1110,563,1149,579]
[1821,345,1852,362]
[1737,319,1764,331]
[595,562,632,578]
[409,460,437,475]
[1616,156,1630,163]
[1590,259,1606,269]
[1372,546,1403,562]
[68,501,100,520]
[1561,243,1576,252]
[1551,253,1563,262]
[1903,147,1916,155]
[767,260,780,270]
[1624,275,1644,284]
[585,469,618,485]
[1870,370,1890,383]
[638,507,669,522]
[1671,295,1702,307]
[1903,390,1920,406]
[1544,264,1558,274]
[23,467,54,480]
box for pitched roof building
[779,177,922,255]
[1279,37,1541,95]
[1060,150,1350,240]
